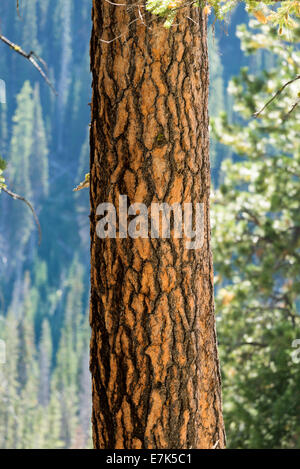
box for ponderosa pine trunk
[90,1,225,449]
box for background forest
[0,1,299,449]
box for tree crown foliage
[146,0,300,30]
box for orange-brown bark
[90,1,225,449]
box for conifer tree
[212,20,300,449]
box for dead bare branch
[1,186,42,245]
[254,75,300,118]
[0,34,57,95]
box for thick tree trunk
[90,1,225,449]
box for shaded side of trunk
[90,1,225,449]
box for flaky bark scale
[90,1,225,449]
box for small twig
[104,0,146,6]
[1,186,42,245]
[100,18,139,43]
[237,341,268,348]
[212,440,219,449]
[16,0,21,18]
[282,98,300,122]
[138,6,146,25]
[254,75,300,118]
[185,15,199,26]
[0,34,57,95]
[31,51,49,74]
